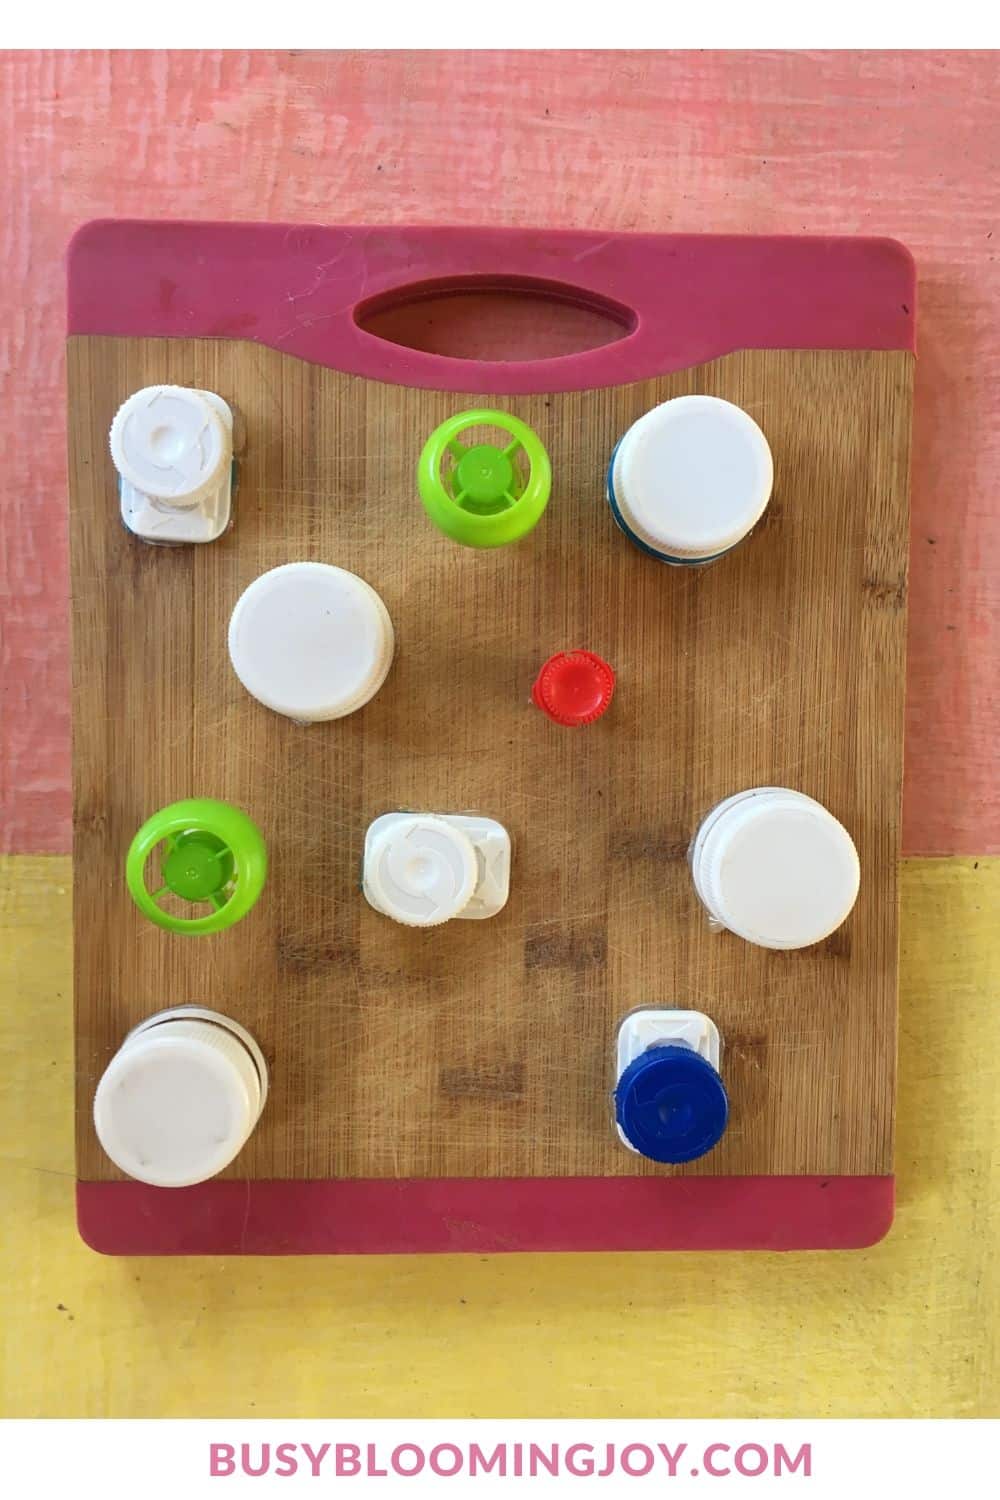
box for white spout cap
[228,562,395,722]
[109,385,230,506]
[93,1016,265,1188]
[691,787,860,950]
[365,814,479,927]
[612,395,773,559]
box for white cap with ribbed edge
[690,787,860,950]
[612,395,773,560]
[93,1010,267,1188]
[228,562,395,722]
[364,814,479,927]
[110,385,231,507]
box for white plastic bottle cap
[364,814,479,927]
[690,787,860,950]
[109,385,230,507]
[93,1013,266,1188]
[363,812,511,923]
[228,562,395,722]
[611,395,773,560]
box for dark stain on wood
[862,574,908,609]
[525,926,607,969]
[439,1061,526,1100]
[609,829,691,863]
[276,932,358,972]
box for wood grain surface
[3,854,997,1417]
[69,335,912,1182]
[3,49,999,858]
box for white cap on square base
[228,562,395,722]
[611,395,773,561]
[93,1009,267,1188]
[364,814,479,927]
[690,787,860,950]
[110,385,230,507]
[364,812,512,926]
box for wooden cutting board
[67,223,914,1252]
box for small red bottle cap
[532,650,616,727]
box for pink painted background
[2,50,998,855]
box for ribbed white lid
[691,787,860,950]
[613,395,773,559]
[109,385,230,506]
[228,562,395,722]
[365,814,478,927]
[93,1018,263,1188]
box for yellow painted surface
[1,855,997,1418]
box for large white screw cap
[612,395,773,560]
[228,562,395,722]
[691,787,860,950]
[93,1015,265,1188]
[365,815,479,927]
[109,385,230,506]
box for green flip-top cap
[126,797,267,934]
[417,409,551,548]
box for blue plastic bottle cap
[614,1044,729,1164]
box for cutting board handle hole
[354,276,636,362]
